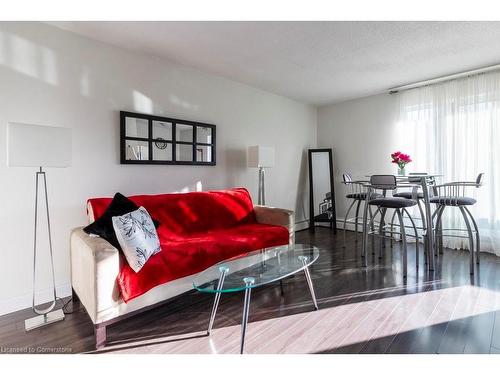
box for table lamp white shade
[7,122,72,167]
[247,145,275,168]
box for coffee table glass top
[193,244,319,293]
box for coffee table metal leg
[299,256,318,310]
[240,277,255,354]
[207,266,229,335]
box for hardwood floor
[2,227,500,354]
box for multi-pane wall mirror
[120,111,216,165]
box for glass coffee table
[193,244,320,354]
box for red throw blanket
[87,188,289,302]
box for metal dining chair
[390,173,436,262]
[392,173,428,230]
[341,173,373,247]
[431,173,484,274]
[362,175,420,279]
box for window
[397,71,500,254]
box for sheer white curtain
[396,71,500,255]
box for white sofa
[70,204,294,349]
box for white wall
[317,93,400,219]
[0,22,317,315]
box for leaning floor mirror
[308,148,337,233]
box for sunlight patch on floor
[107,285,500,354]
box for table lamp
[247,145,275,205]
[7,122,72,331]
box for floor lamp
[247,145,275,205]
[7,122,72,331]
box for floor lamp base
[25,309,65,331]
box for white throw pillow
[112,206,161,273]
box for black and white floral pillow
[112,206,161,273]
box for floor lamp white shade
[247,145,275,168]
[247,146,275,205]
[7,122,72,331]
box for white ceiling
[49,21,500,106]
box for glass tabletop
[193,244,319,293]
[363,173,443,179]
[395,174,443,180]
[362,174,443,185]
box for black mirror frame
[120,111,216,166]
[308,148,337,233]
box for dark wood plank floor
[2,228,500,354]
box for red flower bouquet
[391,151,412,174]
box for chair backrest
[370,175,397,190]
[342,173,353,183]
[476,173,485,186]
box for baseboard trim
[0,283,72,316]
[294,220,309,232]
[295,218,362,233]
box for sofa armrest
[253,205,295,244]
[70,227,121,324]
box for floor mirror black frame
[308,148,337,233]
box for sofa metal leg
[94,324,107,349]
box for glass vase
[398,167,406,176]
